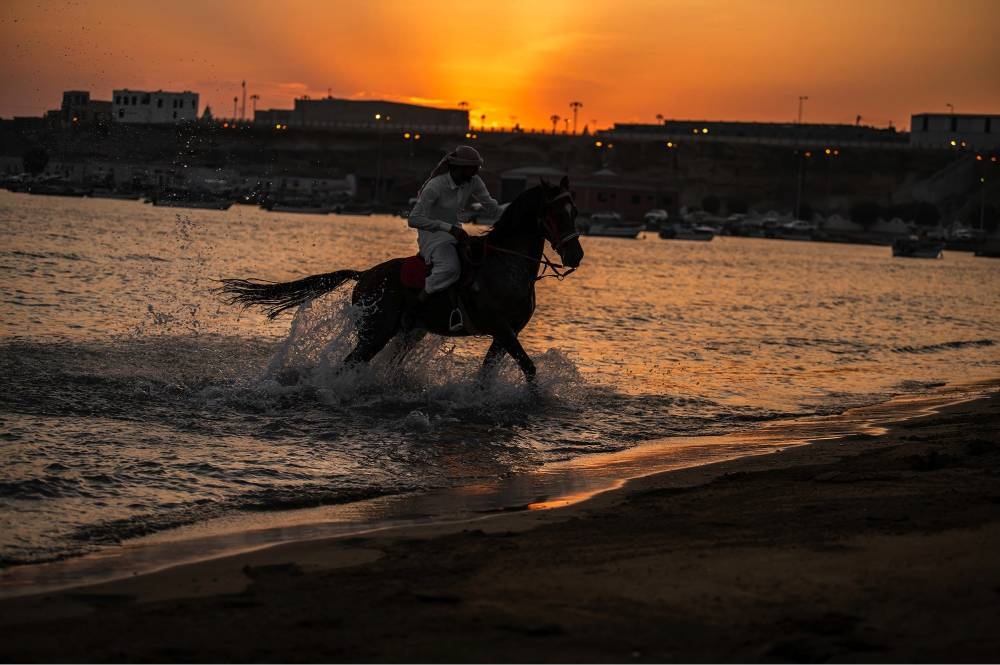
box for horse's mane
[483,184,547,241]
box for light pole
[373,113,388,205]
[232,96,238,121]
[250,94,259,120]
[570,101,583,134]
[550,114,560,134]
[946,103,954,114]
[403,131,421,177]
[797,96,809,124]
[794,149,812,220]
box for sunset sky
[1,0,998,131]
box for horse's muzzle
[559,239,584,268]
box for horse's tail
[217,269,362,319]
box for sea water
[2,190,999,569]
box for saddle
[399,241,481,291]
[400,241,481,333]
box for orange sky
[2,0,998,131]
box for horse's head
[539,176,584,268]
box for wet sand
[2,390,999,662]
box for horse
[219,176,584,384]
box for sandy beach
[0,388,997,662]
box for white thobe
[407,173,501,293]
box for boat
[462,201,509,225]
[88,189,143,200]
[773,219,818,241]
[26,181,91,197]
[150,194,233,210]
[335,203,374,216]
[264,202,338,214]
[659,223,715,241]
[578,212,643,238]
[643,209,669,230]
[891,236,944,258]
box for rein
[482,243,577,281]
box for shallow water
[2,190,999,567]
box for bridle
[541,190,580,251]
[481,188,580,281]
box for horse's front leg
[491,327,536,384]
[477,339,507,385]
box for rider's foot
[448,307,464,332]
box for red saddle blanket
[400,255,429,289]
[400,247,477,291]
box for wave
[892,339,994,354]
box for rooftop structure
[256,96,468,133]
[609,120,908,148]
[910,113,999,150]
[113,89,199,124]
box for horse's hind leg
[343,269,406,367]
[387,328,426,368]
[343,309,398,366]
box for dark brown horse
[220,177,584,383]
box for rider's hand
[450,226,470,243]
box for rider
[408,145,501,303]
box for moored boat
[578,212,643,238]
[892,236,944,258]
[151,194,233,210]
[643,209,669,230]
[265,202,338,214]
[659,223,715,241]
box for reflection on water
[1,190,999,569]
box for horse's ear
[559,175,570,190]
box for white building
[113,89,198,124]
[910,113,999,150]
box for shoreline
[2,380,995,600]
[2,382,999,660]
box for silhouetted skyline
[2,0,999,130]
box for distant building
[57,90,112,127]
[501,166,676,220]
[254,108,293,128]
[910,113,999,150]
[255,96,468,132]
[113,89,198,124]
[609,120,907,148]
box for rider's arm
[408,178,453,233]
[469,176,502,219]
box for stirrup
[448,307,464,332]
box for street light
[797,96,809,124]
[373,113,390,205]
[403,131,421,175]
[946,103,954,114]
